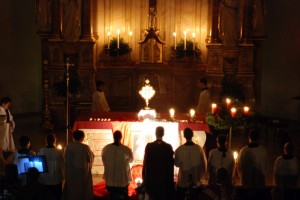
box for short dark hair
[96,80,105,87]
[46,134,56,146]
[19,136,30,148]
[0,96,12,105]
[284,142,294,154]
[73,130,85,141]
[184,128,193,140]
[249,129,259,141]
[198,77,207,85]
[27,167,40,184]
[216,167,229,183]
[217,134,227,146]
[155,126,164,138]
[113,130,122,141]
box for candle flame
[169,108,175,117]
[190,109,195,117]
[173,32,176,37]
[129,31,133,36]
[233,151,238,160]
[57,144,62,150]
[192,32,196,38]
[226,98,231,104]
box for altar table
[72,112,210,174]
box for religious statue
[148,7,157,29]
[220,0,240,46]
[35,0,51,32]
[62,0,82,40]
[253,0,266,36]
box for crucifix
[65,58,75,145]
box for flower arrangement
[171,39,201,58]
[105,37,132,56]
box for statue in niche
[35,0,51,32]
[148,0,157,29]
[63,0,82,40]
[253,0,266,36]
[220,0,240,46]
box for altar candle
[169,108,175,118]
[226,98,231,109]
[211,103,217,114]
[57,144,62,150]
[233,151,238,162]
[107,32,111,48]
[129,31,132,45]
[173,32,177,50]
[183,31,187,50]
[117,29,120,49]
[244,106,249,115]
[231,107,237,117]
[190,109,195,118]
[192,32,196,50]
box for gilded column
[51,0,62,39]
[80,0,92,40]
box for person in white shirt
[195,78,211,116]
[175,127,207,199]
[208,134,235,185]
[274,142,299,187]
[237,129,269,186]
[64,130,94,200]
[38,134,64,200]
[91,80,110,113]
[0,96,15,152]
[102,130,134,200]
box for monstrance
[138,79,157,121]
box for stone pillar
[208,0,221,43]
[51,0,62,39]
[240,0,253,44]
[80,0,92,40]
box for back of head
[73,130,85,141]
[184,128,193,140]
[46,134,56,146]
[113,130,122,142]
[155,126,164,139]
[27,167,40,184]
[0,96,12,105]
[284,142,294,154]
[96,80,105,88]
[249,129,259,142]
[19,136,30,148]
[199,77,207,86]
[217,134,227,147]
[216,167,229,184]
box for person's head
[0,96,12,109]
[248,129,259,143]
[46,134,56,146]
[113,130,122,144]
[197,77,207,89]
[96,80,105,90]
[73,130,85,142]
[217,134,227,148]
[155,126,164,139]
[184,128,193,141]
[26,167,40,184]
[284,142,294,155]
[216,167,229,185]
[19,136,31,149]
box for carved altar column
[51,0,62,39]
[42,59,53,131]
[208,0,221,43]
[80,0,92,40]
[240,0,253,44]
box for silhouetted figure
[91,80,110,113]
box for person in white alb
[175,127,207,199]
[237,129,269,186]
[102,130,134,200]
[0,96,15,152]
[38,134,64,200]
[195,78,211,116]
[274,142,299,187]
[91,80,110,113]
[63,130,94,200]
[208,134,235,185]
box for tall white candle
[183,31,187,50]
[192,33,196,50]
[129,31,132,46]
[117,30,120,49]
[173,32,177,50]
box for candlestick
[173,32,177,50]
[107,32,111,49]
[192,33,196,50]
[244,106,249,115]
[226,98,231,109]
[211,103,217,114]
[117,29,120,49]
[183,31,187,50]
[231,107,237,117]
[190,109,195,118]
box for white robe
[0,106,15,152]
[64,141,94,200]
[195,89,211,116]
[274,155,300,186]
[175,143,207,187]
[91,90,110,113]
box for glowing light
[244,106,250,115]
[211,103,217,114]
[129,31,133,36]
[169,108,175,118]
[233,151,238,160]
[226,98,231,108]
[190,109,195,117]
[57,144,62,150]
[139,79,156,109]
[231,107,237,117]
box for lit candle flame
[233,151,238,160]
[231,107,237,117]
[57,144,62,150]
[129,31,133,36]
[169,108,175,118]
[190,109,195,117]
